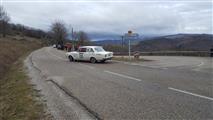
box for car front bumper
[102,57,113,61]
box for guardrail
[114,51,212,57]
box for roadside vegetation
[50,20,91,48]
[0,36,51,120]
[0,5,93,120]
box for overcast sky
[2,0,213,35]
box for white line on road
[112,60,168,70]
[104,70,142,82]
[192,61,204,71]
[168,87,213,101]
[197,62,204,67]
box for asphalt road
[29,47,213,119]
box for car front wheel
[69,56,74,62]
[90,57,96,63]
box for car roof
[79,46,102,49]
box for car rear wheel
[69,56,74,62]
[90,57,96,63]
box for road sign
[123,31,139,60]
[124,33,139,39]
[128,30,132,35]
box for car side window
[89,48,94,52]
[86,48,90,52]
[86,48,94,52]
[91,48,94,52]
[79,48,86,52]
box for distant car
[66,46,113,63]
[57,44,64,50]
[53,44,56,48]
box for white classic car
[66,46,113,63]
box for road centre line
[112,60,168,69]
[104,70,142,82]
[192,62,204,71]
[197,62,204,67]
[79,63,95,69]
[168,87,213,101]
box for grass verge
[0,36,50,120]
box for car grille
[105,53,112,57]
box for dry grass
[0,36,43,78]
[0,36,51,120]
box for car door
[78,48,86,60]
[84,48,94,60]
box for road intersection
[26,47,213,119]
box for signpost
[124,30,139,60]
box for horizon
[90,33,213,41]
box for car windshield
[94,47,105,52]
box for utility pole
[121,35,124,58]
[129,38,131,60]
[71,27,75,51]
[71,27,74,40]
[127,30,132,60]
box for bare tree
[50,20,67,45]
[78,31,90,46]
[0,6,10,37]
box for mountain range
[93,34,213,51]
[134,34,213,51]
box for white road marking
[192,68,202,72]
[104,70,142,82]
[197,62,204,67]
[168,87,213,101]
[138,64,159,68]
[192,62,204,71]
[113,60,168,70]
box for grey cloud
[2,0,213,34]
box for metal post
[71,27,74,40]
[121,36,124,58]
[129,39,131,60]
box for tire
[69,56,74,62]
[90,57,96,63]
